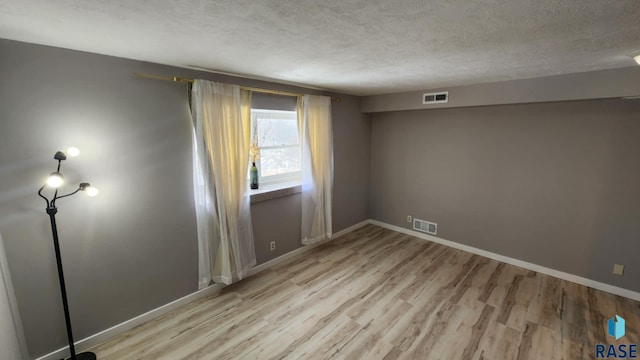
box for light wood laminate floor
[91,224,640,359]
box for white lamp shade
[46,173,64,188]
[86,187,99,197]
[66,147,80,157]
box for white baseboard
[248,219,369,276]
[368,219,640,302]
[36,283,225,360]
[36,219,370,360]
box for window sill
[250,181,302,204]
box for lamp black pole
[38,151,96,360]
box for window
[250,109,301,186]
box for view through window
[250,109,301,186]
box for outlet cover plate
[613,264,624,276]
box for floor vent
[413,218,437,235]
[423,91,448,104]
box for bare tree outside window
[250,109,301,185]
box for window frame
[250,108,301,187]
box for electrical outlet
[613,264,624,276]
[407,215,412,223]
[270,241,276,251]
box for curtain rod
[134,72,341,102]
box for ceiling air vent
[423,91,448,104]
[413,218,437,235]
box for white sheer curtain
[191,80,256,287]
[297,95,334,245]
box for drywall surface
[330,93,372,232]
[361,67,640,113]
[0,39,199,358]
[249,91,372,266]
[370,99,640,293]
[0,39,370,357]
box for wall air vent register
[423,91,448,104]
[413,218,437,235]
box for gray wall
[370,99,640,292]
[249,92,372,263]
[0,39,370,357]
[330,92,371,232]
[361,67,640,113]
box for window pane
[259,147,301,177]
[254,112,298,147]
[251,109,301,185]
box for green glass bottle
[250,162,259,189]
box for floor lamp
[37,149,98,360]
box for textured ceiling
[1,0,639,95]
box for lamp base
[66,352,97,360]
